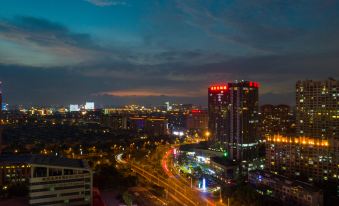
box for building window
[49,168,62,176]
[33,167,47,178]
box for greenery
[93,165,138,190]
[122,191,134,206]
[222,184,261,206]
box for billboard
[69,104,80,112]
[85,102,95,110]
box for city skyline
[1,1,339,205]
[0,0,339,106]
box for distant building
[249,170,323,206]
[296,78,338,140]
[69,104,80,112]
[165,101,172,111]
[101,114,128,130]
[129,116,168,136]
[0,155,93,206]
[85,102,95,111]
[265,135,339,182]
[186,109,208,135]
[167,111,186,132]
[208,81,259,161]
[259,104,295,138]
[144,117,168,136]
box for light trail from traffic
[117,146,224,206]
[161,148,220,206]
[162,149,174,178]
[115,153,127,164]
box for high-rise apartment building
[263,78,339,184]
[265,135,339,182]
[208,81,259,161]
[296,78,338,140]
[259,104,295,138]
[186,109,208,135]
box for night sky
[0,0,338,107]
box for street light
[218,187,222,203]
[205,131,210,139]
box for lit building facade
[167,112,186,133]
[208,81,259,161]
[0,155,93,206]
[186,109,208,135]
[129,116,168,136]
[259,104,295,138]
[101,114,128,130]
[249,170,323,206]
[296,78,338,140]
[265,135,339,182]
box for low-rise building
[249,170,323,206]
[129,116,168,136]
[0,155,93,206]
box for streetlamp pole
[219,187,222,204]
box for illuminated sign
[191,109,202,113]
[69,104,80,112]
[85,102,95,110]
[209,85,228,91]
[249,81,259,88]
[223,151,228,157]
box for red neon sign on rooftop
[249,81,260,88]
[191,109,202,113]
[209,85,228,91]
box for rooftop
[0,154,89,169]
[210,156,237,166]
[250,170,322,193]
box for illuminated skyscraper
[208,84,228,143]
[296,78,338,140]
[208,81,259,161]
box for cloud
[84,0,126,7]
[173,0,339,53]
[96,88,203,97]
[1,1,339,106]
[0,16,104,66]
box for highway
[116,145,225,206]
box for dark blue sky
[0,0,338,106]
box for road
[116,145,225,206]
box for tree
[122,191,134,206]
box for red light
[248,81,259,88]
[192,109,201,113]
[210,85,228,91]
